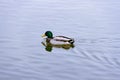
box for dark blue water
[0,0,120,80]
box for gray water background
[0,0,120,80]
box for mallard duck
[42,31,75,45]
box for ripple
[0,37,12,44]
[73,39,120,71]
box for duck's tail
[68,39,74,44]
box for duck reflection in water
[41,31,75,52]
[41,41,75,52]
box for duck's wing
[55,36,74,44]
[55,36,72,39]
[54,36,71,42]
[49,36,70,45]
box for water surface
[0,0,120,80]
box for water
[0,0,120,80]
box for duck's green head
[42,31,53,38]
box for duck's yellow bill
[42,34,46,37]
